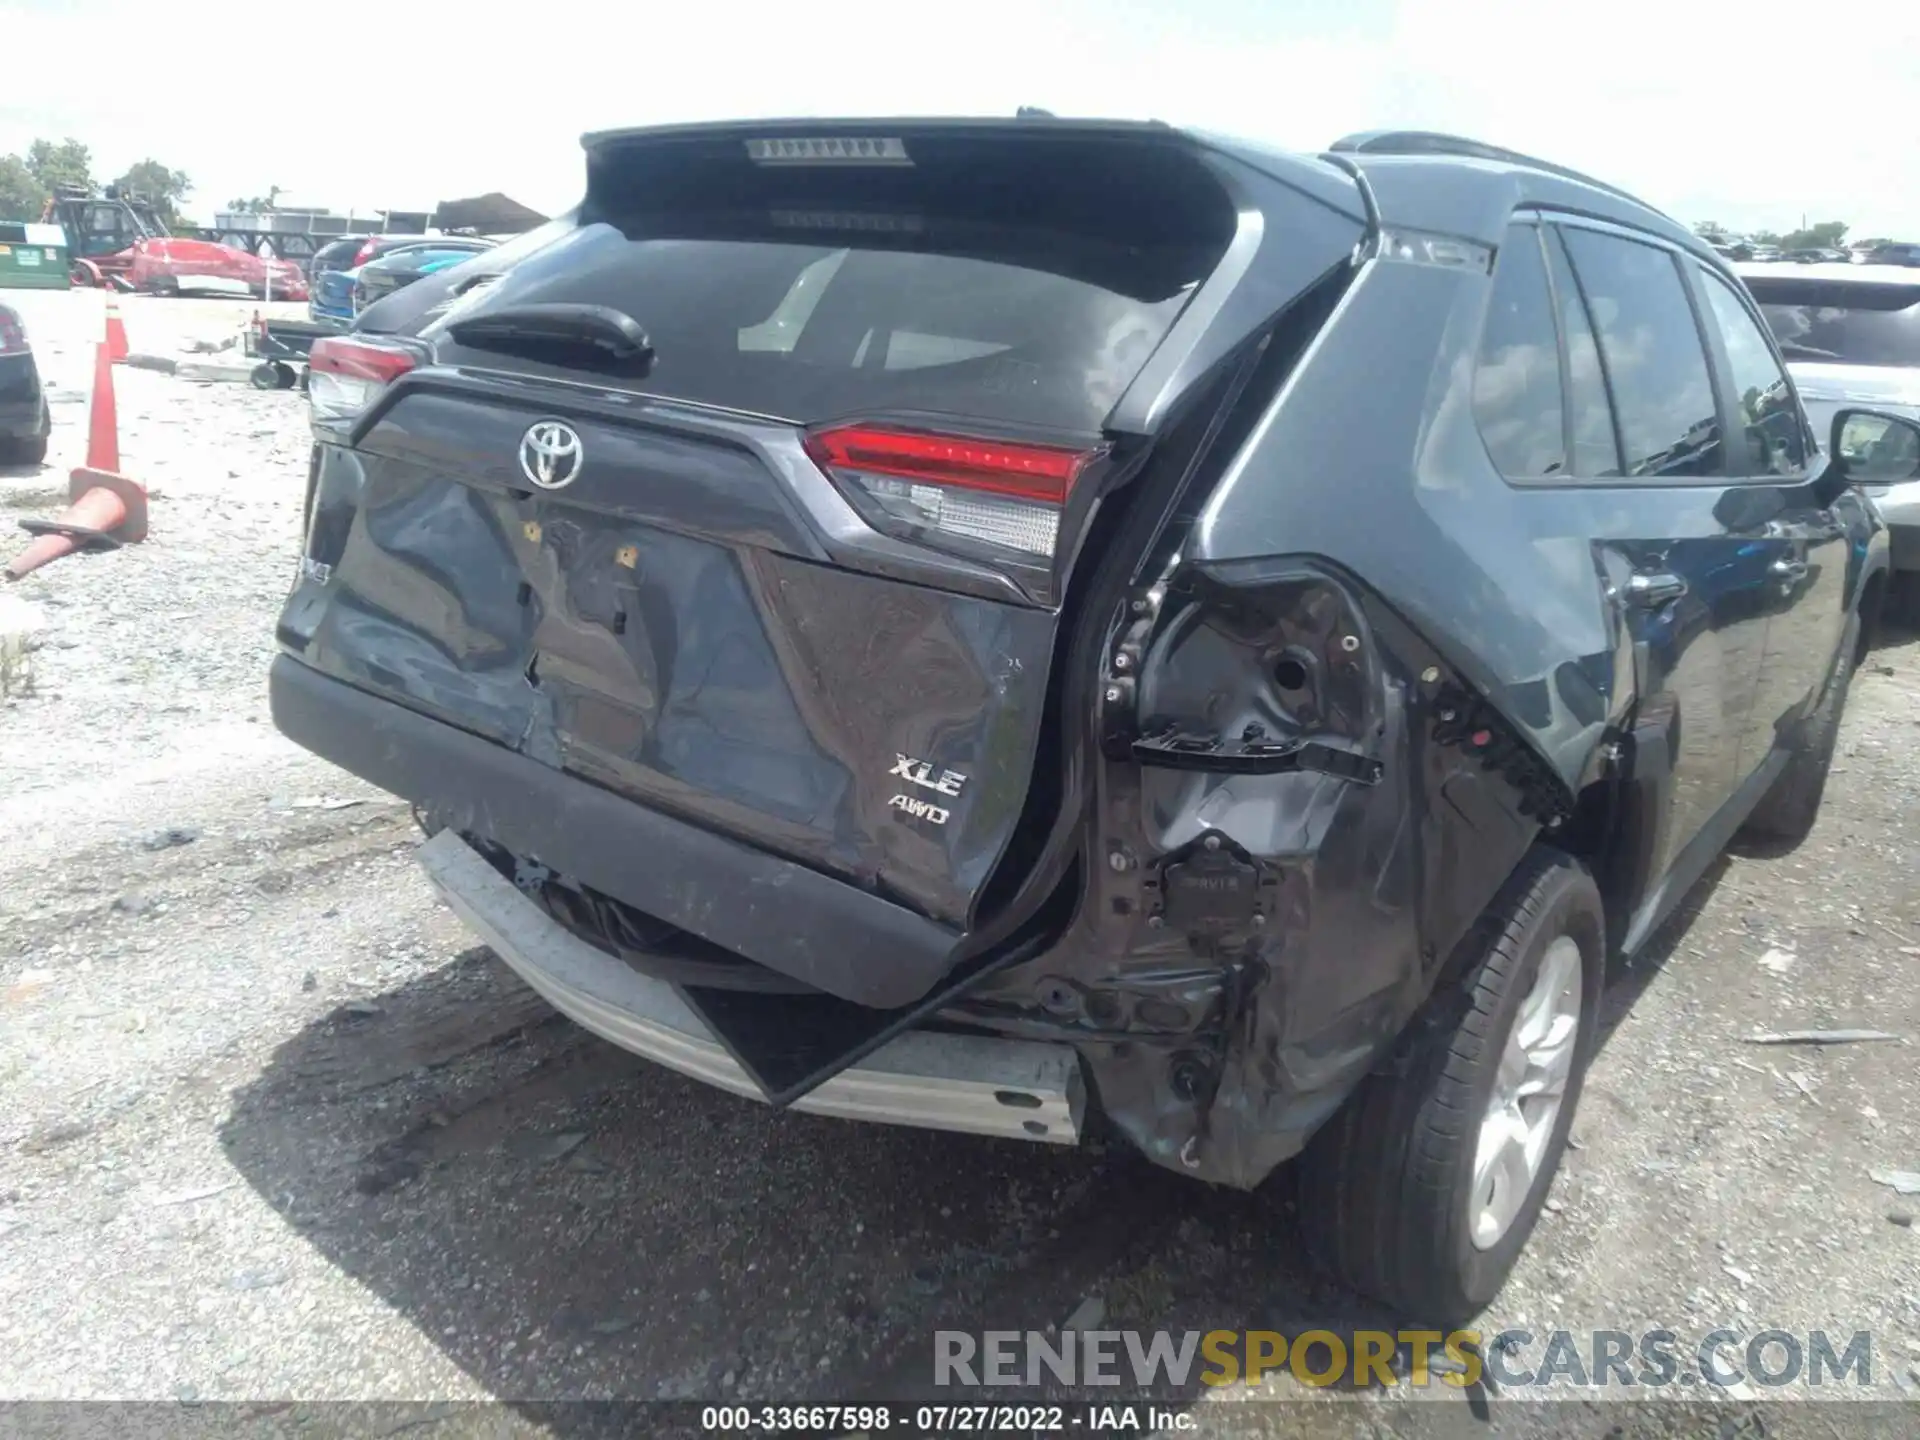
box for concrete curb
[177,359,257,384]
[123,353,258,385]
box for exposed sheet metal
[419,830,1085,1145]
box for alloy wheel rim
[1468,934,1583,1251]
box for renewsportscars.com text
[934,1328,1877,1391]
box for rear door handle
[1624,571,1688,608]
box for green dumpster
[0,223,72,290]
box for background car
[1855,241,1920,267]
[308,236,485,329]
[1785,246,1851,265]
[0,302,51,468]
[350,240,494,317]
[1739,260,1920,620]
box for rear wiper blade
[446,303,654,370]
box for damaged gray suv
[271,120,1918,1322]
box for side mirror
[1831,408,1920,484]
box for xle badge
[888,753,967,826]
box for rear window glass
[426,134,1238,433]
[1744,277,1920,368]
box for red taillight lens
[308,336,417,423]
[0,311,26,357]
[352,239,379,267]
[805,424,1097,560]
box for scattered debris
[1062,1295,1106,1333]
[354,1156,421,1196]
[508,1131,587,1165]
[1871,1170,1920,1196]
[1889,1211,1914,1229]
[228,1269,288,1291]
[1722,1262,1755,1287]
[111,893,154,916]
[591,1317,636,1335]
[19,1119,92,1154]
[289,796,368,812]
[1870,917,1918,947]
[300,971,317,993]
[1786,1071,1819,1104]
[140,826,200,852]
[149,1181,236,1207]
[1743,1029,1904,1046]
[339,1000,384,1018]
[1757,947,1796,975]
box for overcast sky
[5,0,1917,239]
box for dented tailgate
[277,118,1366,1007]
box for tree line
[0,137,193,225]
[1693,219,1897,251]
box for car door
[1546,222,1775,888]
[1691,262,1852,768]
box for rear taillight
[805,424,1097,561]
[352,239,380,267]
[0,312,27,357]
[308,336,417,423]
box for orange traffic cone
[85,342,119,473]
[3,343,148,581]
[104,293,130,363]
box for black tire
[1889,573,1920,632]
[1739,609,1860,846]
[249,363,281,391]
[1297,847,1604,1325]
[0,433,48,468]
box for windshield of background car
[1744,276,1920,368]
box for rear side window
[1698,269,1806,475]
[1543,232,1623,476]
[1473,226,1565,478]
[1560,229,1722,479]
[428,135,1240,434]
[1744,276,1920,368]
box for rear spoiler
[579,117,1371,439]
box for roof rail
[1326,130,1666,218]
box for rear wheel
[1739,609,1859,847]
[1890,573,1920,632]
[1297,847,1603,1324]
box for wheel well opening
[1545,776,1639,954]
[1549,779,1613,871]
[1857,569,1887,667]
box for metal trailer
[243,313,340,390]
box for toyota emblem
[519,421,583,490]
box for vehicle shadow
[219,945,1426,1433]
[220,850,1746,1434]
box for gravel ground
[0,288,1916,1438]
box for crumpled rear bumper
[418,829,1086,1146]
